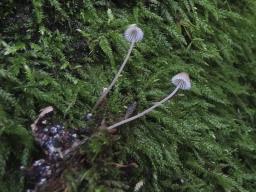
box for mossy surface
[0,0,256,191]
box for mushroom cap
[171,72,191,90]
[124,24,144,43]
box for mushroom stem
[93,41,135,111]
[107,84,181,130]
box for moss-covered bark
[0,0,256,191]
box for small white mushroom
[124,24,144,43]
[93,24,143,111]
[171,72,191,90]
[107,72,191,130]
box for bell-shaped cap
[171,72,191,90]
[124,24,144,43]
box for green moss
[0,0,256,191]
